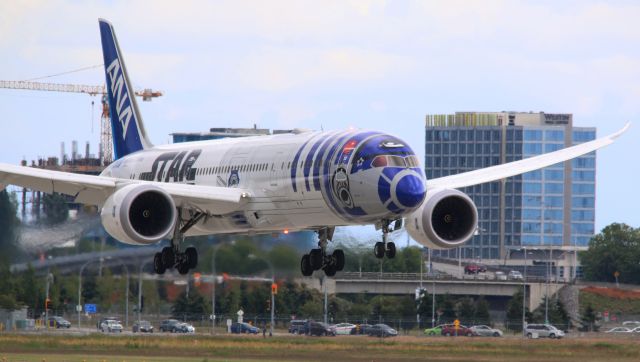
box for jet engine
[406,188,478,249]
[101,184,176,245]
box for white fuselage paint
[100,129,425,237]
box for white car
[508,270,523,280]
[332,323,356,335]
[470,325,503,337]
[525,324,565,339]
[605,327,633,333]
[494,271,507,281]
[100,319,123,333]
[176,323,195,333]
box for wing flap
[426,122,630,190]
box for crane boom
[0,80,163,164]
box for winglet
[99,18,153,160]
[610,122,631,140]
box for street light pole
[522,247,527,338]
[137,262,148,325]
[121,264,130,328]
[77,259,94,329]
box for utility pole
[522,247,528,337]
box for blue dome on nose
[396,174,426,208]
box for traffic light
[45,298,51,310]
[271,283,278,295]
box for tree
[171,289,210,321]
[41,192,69,225]
[0,190,21,263]
[474,297,491,325]
[506,290,531,332]
[580,304,599,332]
[581,223,640,284]
[456,297,475,323]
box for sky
[0,0,639,233]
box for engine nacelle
[406,188,478,249]
[101,184,176,245]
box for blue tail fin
[99,19,153,160]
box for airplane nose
[395,174,426,208]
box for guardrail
[335,271,556,284]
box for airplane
[0,19,630,277]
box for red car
[464,264,487,274]
[441,324,473,337]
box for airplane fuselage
[101,129,427,237]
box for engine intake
[406,188,478,249]
[101,184,176,245]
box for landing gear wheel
[323,264,337,277]
[177,262,190,275]
[309,249,323,270]
[385,242,396,259]
[301,254,313,276]
[185,247,198,269]
[333,249,345,271]
[154,252,166,275]
[374,242,385,259]
[161,247,175,268]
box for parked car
[354,324,373,335]
[231,322,260,334]
[470,325,503,337]
[629,326,640,333]
[423,325,444,336]
[508,270,523,280]
[132,320,154,333]
[307,321,336,336]
[604,327,633,333]
[159,319,183,333]
[494,271,507,281]
[100,319,123,333]
[174,322,195,333]
[441,324,473,336]
[622,320,640,326]
[525,324,565,339]
[48,316,71,329]
[367,324,398,337]
[288,319,308,334]
[332,323,356,335]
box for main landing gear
[373,219,400,260]
[153,210,205,275]
[300,227,345,277]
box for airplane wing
[426,122,630,190]
[0,163,248,215]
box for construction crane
[0,80,162,165]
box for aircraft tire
[374,242,385,259]
[301,254,313,276]
[154,253,166,274]
[309,249,323,270]
[333,249,345,271]
[324,264,337,277]
[185,247,198,269]
[161,247,175,268]
[386,242,396,258]
[177,262,190,275]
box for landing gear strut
[153,209,204,275]
[374,219,398,260]
[300,227,345,277]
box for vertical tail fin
[99,18,153,159]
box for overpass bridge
[300,272,564,311]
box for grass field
[0,333,639,362]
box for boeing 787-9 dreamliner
[0,19,630,276]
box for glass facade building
[425,112,596,260]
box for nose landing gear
[153,209,204,275]
[374,219,400,260]
[300,227,345,277]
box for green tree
[580,304,599,332]
[0,190,21,263]
[438,294,456,323]
[581,223,640,284]
[506,290,531,332]
[41,192,69,225]
[474,297,491,324]
[416,289,434,326]
[456,297,475,323]
[171,289,210,321]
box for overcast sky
[0,1,638,232]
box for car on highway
[100,319,123,333]
[470,325,503,337]
[423,325,444,336]
[464,264,487,274]
[353,323,373,335]
[508,270,523,280]
[604,327,633,333]
[494,271,507,281]
[331,323,356,335]
[175,322,195,333]
[441,324,473,336]
[525,324,565,339]
[231,322,260,334]
[159,319,184,333]
[307,321,336,336]
[367,324,398,337]
[288,319,308,334]
[48,316,71,329]
[631,326,640,333]
[97,316,120,330]
[132,320,154,333]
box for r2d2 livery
[0,19,630,277]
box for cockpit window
[371,155,420,168]
[372,155,388,168]
[405,155,420,168]
[388,156,405,167]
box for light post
[137,261,150,325]
[210,241,232,335]
[78,259,97,329]
[45,272,53,329]
[522,247,530,337]
[120,263,130,328]
[247,253,276,337]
